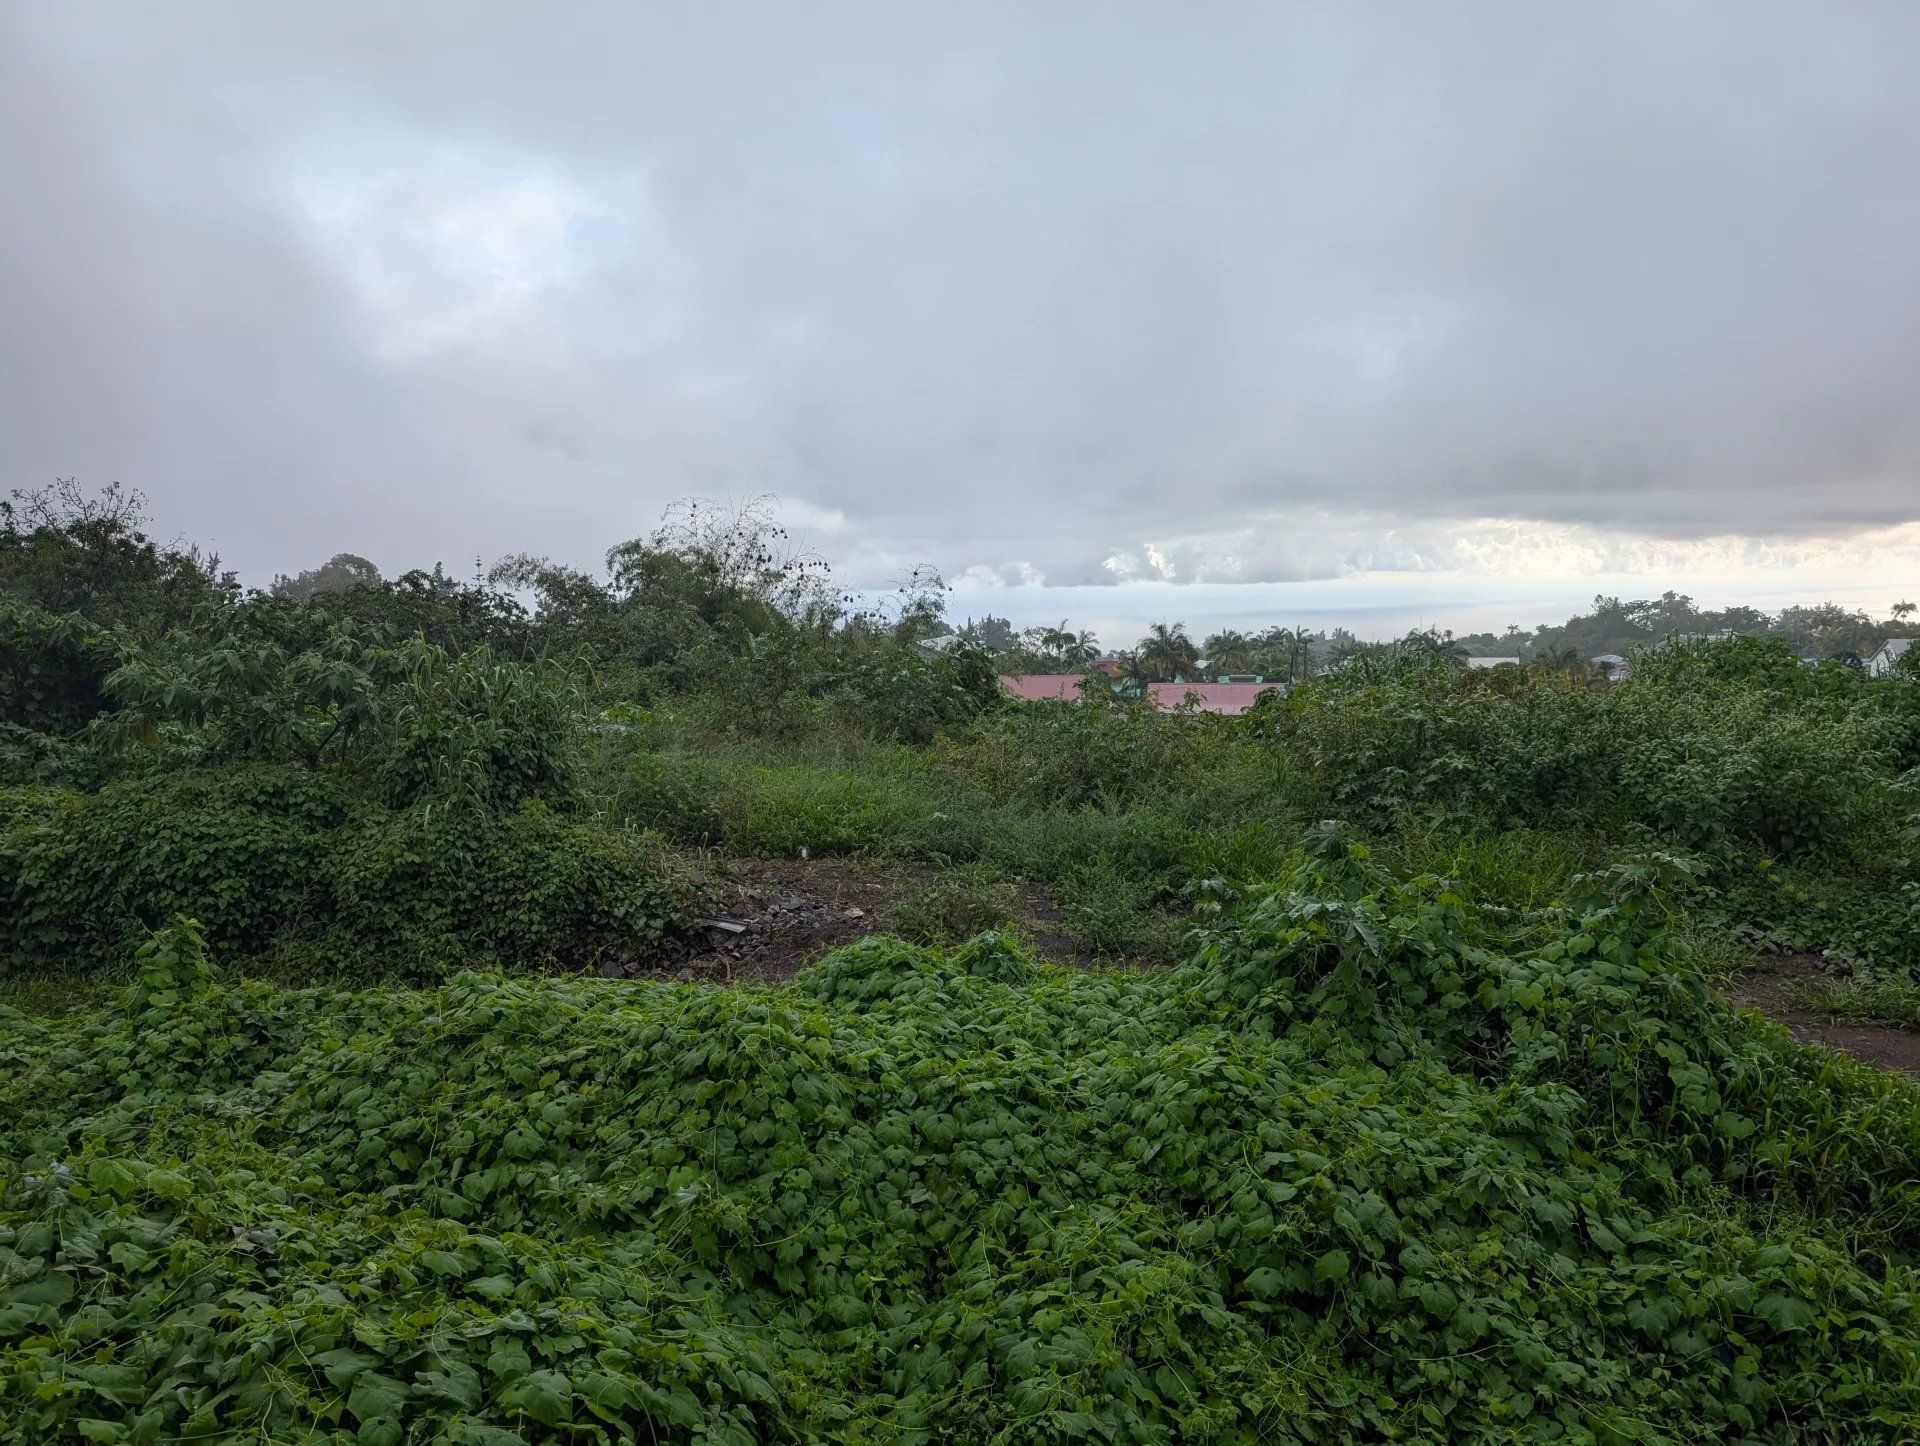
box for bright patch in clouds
[950,517,1920,643]
[296,151,631,359]
[1316,300,1469,386]
[1036,517,1920,592]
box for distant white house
[1667,629,1744,644]
[1868,638,1914,677]
[1592,652,1629,681]
[1466,656,1521,670]
[910,632,967,659]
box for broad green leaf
[499,1369,573,1427]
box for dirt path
[604,856,1097,986]
[1721,953,1920,1075]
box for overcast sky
[4,2,1918,642]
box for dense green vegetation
[5,483,1920,1439]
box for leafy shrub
[1630,632,1868,697]
[1257,644,1902,860]
[1610,689,1890,855]
[1247,671,1614,830]
[371,644,581,809]
[1051,855,1178,958]
[0,766,344,962]
[101,606,582,810]
[1706,860,1920,969]
[680,629,999,746]
[943,695,1237,810]
[0,594,118,737]
[310,804,700,980]
[823,641,1001,745]
[1376,823,1598,910]
[0,767,699,978]
[599,746,731,843]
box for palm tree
[1203,629,1254,676]
[1135,622,1200,683]
[1257,625,1316,682]
[1527,644,1589,678]
[1062,629,1099,668]
[1036,621,1075,659]
[1023,620,1099,673]
[1894,600,1916,626]
[1403,629,1470,668]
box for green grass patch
[1786,974,1920,1029]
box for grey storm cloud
[4,1,1919,590]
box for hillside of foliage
[5,483,1920,1439]
[1453,590,1916,667]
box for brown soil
[602,856,1096,986]
[1721,952,1920,1075]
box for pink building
[998,674,1279,716]
[998,673,1093,702]
[1141,681,1277,716]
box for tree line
[964,590,1915,685]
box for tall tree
[1203,629,1254,674]
[1255,625,1317,682]
[1538,644,1590,676]
[269,553,383,603]
[1135,622,1199,682]
[958,615,1017,651]
[1036,621,1076,660]
[1,479,233,631]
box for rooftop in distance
[997,673,1280,716]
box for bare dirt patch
[604,856,1096,986]
[1721,952,1920,1076]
